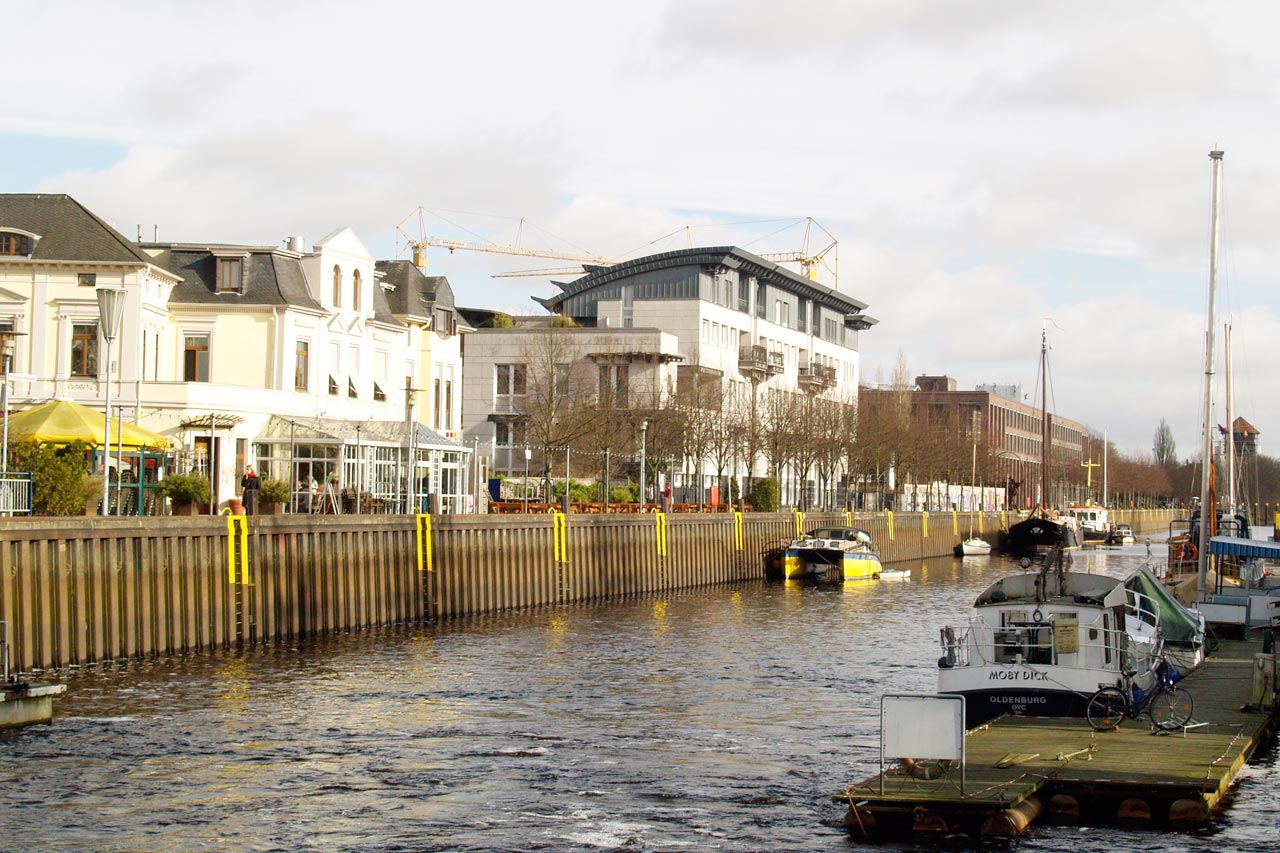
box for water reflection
[0,546,1273,852]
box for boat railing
[940,609,1120,669]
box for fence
[0,509,1177,675]
[0,473,32,515]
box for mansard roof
[0,193,155,265]
[144,243,323,310]
[375,260,455,318]
[542,246,870,314]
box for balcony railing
[738,345,784,377]
[797,363,837,391]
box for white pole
[1198,150,1224,601]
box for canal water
[2,543,1277,852]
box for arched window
[332,265,342,307]
[352,269,362,309]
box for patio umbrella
[5,400,171,449]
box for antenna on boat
[1197,150,1224,602]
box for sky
[4,0,1277,460]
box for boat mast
[1225,323,1235,518]
[1197,150,1224,600]
[1039,324,1049,511]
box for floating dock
[837,636,1278,837]
[0,681,67,730]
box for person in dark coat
[241,466,261,515]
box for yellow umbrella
[5,400,171,449]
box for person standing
[241,466,261,515]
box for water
[2,544,1276,852]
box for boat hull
[939,664,1120,726]
[783,550,882,583]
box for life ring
[901,758,954,780]
[1032,608,1044,623]
[1181,541,1198,562]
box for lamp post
[96,288,127,517]
[639,419,648,511]
[523,445,531,513]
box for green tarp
[1126,567,1203,648]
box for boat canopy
[973,571,1126,608]
[1209,536,1280,559]
[1125,567,1203,648]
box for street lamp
[96,288,127,517]
[639,419,648,510]
[523,445,531,513]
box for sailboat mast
[1225,323,1235,517]
[1197,150,1224,600]
[1040,325,1049,509]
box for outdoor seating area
[489,501,750,514]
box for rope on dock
[959,771,1051,802]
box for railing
[941,608,1125,669]
[0,473,32,515]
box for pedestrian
[241,466,261,515]
[662,483,673,513]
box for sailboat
[1002,327,1079,565]
[955,443,992,556]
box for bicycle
[1086,659,1194,732]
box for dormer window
[0,229,38,257]
[332,265,342,307]
[212,251,248,294]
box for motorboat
[1003,510,1080,567]
[937,559,1169,726]
[954,537,992,557]
[1061,503,1112,543]
[1109,524,1135,545]
[777,526,883,583]
[878,567,911,581]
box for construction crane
[489,216,839,288]
[396,207,612,271]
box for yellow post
[888,510,895,540]
[416,513,434,572]
[1001,510,1007,528]
[552,511,568,563]
[922,511,929,538]
[843,510,853,527]
[733,512,744,550]
[794,510,805,537]
[655,511,668,556]
[952,510,958,536]
[226,515,249,584]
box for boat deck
[837,637,1278,837]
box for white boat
[1109,524,1135,545]
[937,562,1181,726]
[1062,503,1112,543]
[778,526,883,583]
[877,567,911,581]
[958,538,991,556]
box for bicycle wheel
[1086,687,1127,731]
[1149,685,1194,731]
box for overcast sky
[5,1,1276,462]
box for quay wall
[0,509,1177,674]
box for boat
[936,557,1207,725]
[955,538,992,557]
[777,526,883,583]
[878,567,911,581]
[1061,502,1112,543]
[1108,523,1135,545]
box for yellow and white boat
[782,526,884,583]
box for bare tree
[1153,418,1177,468]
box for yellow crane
[396,206,612,271]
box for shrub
[610,485,637,504]
[8,440,90,515]
[259,477,290,504]
[156,472,211,504]
[748,477,780,512]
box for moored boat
[954,537,992,557]
[779,526,883,583]
[1061,502,1112,543]
[1109,523,1135,545]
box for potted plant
[156,472,211,516]
[258,478,290,515]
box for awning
[6,400,171,450]
[1209,536,1280,559]
[258,415,463,450]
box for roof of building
[541,246,872,317]
[374,260,455,318]
[142,244,324,310]
[0,193,156,265]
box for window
[352,269,362,309]
[433,378,442,429]
[495,420,525,447]
[444,380,453,430]
[599,363,629,400]
[373,381,386,402]
[348,378,358,399]
[0,232,32,256]
[183,333,210,381]
[217,258,242,293]
[329,375,339,396]
[332,265,341,307]
[77,272,97,287]
[294,340,310,391]
[71,323,98,377]
[496,363,527,396]
[775,300,790,328]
